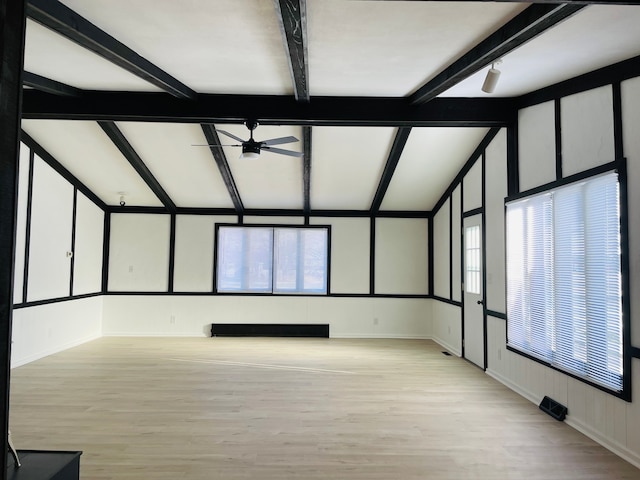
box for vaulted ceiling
[19,0,640,215]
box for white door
[463,214,485,369]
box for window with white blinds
[216,226,329,294]
[506,171,623,393]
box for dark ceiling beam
[22,90,514,127]
[200,124,244,214]
[26,0,196,100]
[409,3,585,105]
[370,127,412,214]
[376,1,640,4]
[23,71,82,97]
[98,121,176,212]
[302,126,312,215]
[274,0,310,102]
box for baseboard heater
[211,323,329,338]
[539,395,568,421]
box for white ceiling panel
[381,128,490,211]
[311,127,395,210]
[217,124,303,210]
[60,0,293,95]
[441,5,640,98]
[308,0,526,97]
[21,120,163,207]
[115,123,235,209]
[23,20,162,92]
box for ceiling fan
[195,120,303,159]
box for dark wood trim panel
[98,121,176,212]
[487,309,507,320]
[632,347,640,359]
[0,0,26,470]
[69,188,77,296]
[26,0,196,99]
[22,149,34,304]
[200,124,244,214]
[168,213,176,293]
[21,131,107,210]
[302,126,312,218]
[506,122,519,196]
[409,3,585,105]
[22,90,514,127]
[23,71,82,97]
[369,217,376,295]
[613,82,624,160]
[433,128,500,214]
[370,127,412,214]
[428,215,434,297]
[554,98,562,180]
[432,296,462,308]
[273,0,309,102]
[12,292,103,310]
[101,212,111,293]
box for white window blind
[217,226,328,294]
[506,171,623,392]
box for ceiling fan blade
[217,129,247,143]
[261,135,299,146]
[191,144,240,147]
[262,146,303,157]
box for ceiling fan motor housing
[242,140,261,156]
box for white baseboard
[330,333,432,339]
[487,368,640,470]
[11,332,102,368]
[430,336,462,357]
[102,332,209,337]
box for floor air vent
[539,396,568,421]
[442,351,452,356]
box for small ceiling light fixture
[482,60,502,94]
[118,191,127,207]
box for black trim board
[409,3,585,105]
[69,188,77,296]
[302,126,312,216]
[463,207,483,218]
[632,347,640,359]
[554,98,562,180]
[101,212,111,293]
[487,310,507,320]
[0,0,26,469]
[13,292,103,310]
[21,131,107,210]
[26,0,196,99]
[23,71,82,97]
[22,149,34,304]
[104,291,431,299]
[200,124,244,214]
[98,121,176,212]
[274,0,309,102]
[22,91,514,127]
[369,217,375,295]
[370,127,412,214]
[432,296,462,308]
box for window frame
[213,223,331,296]
[504,160,631,401]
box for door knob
[477,300,484,305]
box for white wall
[27,155,74,301]
[518,101,556,191]
[108,213,170,291]
[11,296,103,368]
[73,192,104,295]
[102,295,432,339]
[13,143,30,304]
[431,300,462,356]
[433,199,450,298]
[374,217,429,295]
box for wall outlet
[169,315,176,325]
[448,325,451,334]
[128,265,134,273]
[373,317,379,325]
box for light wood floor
[8,337,640,479]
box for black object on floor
[7,450,81,480]
[539,396,568,421]
[211,323,329,338]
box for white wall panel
[621,76,640,347]
[311,217,370,294]
[375,218,428,295]
[174,215,232,292]
[73,192,104,295]
[27,156,74,301]
[462,159,482,212]
[561,86,615,176]
[433,199,450,298]
[13,143,30,304]
[108,214,170,291]
[102,295,432,339]
[451,186,462,302]
[11,297,102,368]
[518,101,556,190]
[484,129,507,313]
[431,300,462,356]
